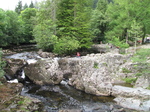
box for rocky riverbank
[1,44,150,111]
[0,78,44,112]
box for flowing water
[4,45,129,112]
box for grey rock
[112,85,150,100]
[114,97,150,111]
[24,59,63,85]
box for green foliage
[18,100,24,105]
[122,68,132,73]
[0,9,25,46]
[0,49,5,78]
[19,8,37,43]
[33,21,58,51]
[109,36,129,48]
[53,37,80,55]
[5,10,25,45]
[93,62,99,68]
[15,0,23,14]
[0,9,8,46]
[134,73,142,77]
[29,1,35,8]
[106,0,150,43]
[146,86,150,90]
[131,49,150,63]
[90,0,109,43]
[123,77,137,84]
[130,49,150,83]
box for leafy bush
[33,20,58,51]
[122,68,132,73]
[93,62,99,68]
[53,36,80,55]
[131,49,150,63]
[123,77,137,84]
[0,49,5,78]
[109,36,129,48]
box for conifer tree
[29,1,34,8]
[15,0,23,14]
[91,0,109,43]
[23,3,28,10]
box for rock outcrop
[58,53,131,96]
[3,58,27,77]
[112,85,150,111]
[24,58,63,85]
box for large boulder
[58,53,131,96]
[3,58,27,77]
[24,59,63,85]
[112,85,150,111]
[135,74,150,89]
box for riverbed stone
[114,97,150,111]
[112,85,150,100]
[58,52,131,96]
[3,58,27,77]
[24,59,63,85]
[135,74,150,89]
[112,85,150,111]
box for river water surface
[4,45,132,112]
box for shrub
[53,36,80,55]
[0,49,5,78]
[109,36,129,49]
[93,62,99,68]
[131,48,150,63]
[123,77,137,84]
[122,68,132,73]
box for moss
[146,86,150,90]
[93,62,99,69]
[122,68,132,73]
[123,77,137,84]
[103,63,108,66]
[134,73,142,76]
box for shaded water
[21,82,115,112]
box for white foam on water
[7,79,18,83]
[21,70,25,79]
[27,59,37,64]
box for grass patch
[134,73,142,77]
[146,86,150,90]
[122,68,132,73]
[0,49,5,80]
[93,62,99,69]
[131,48,150,63]
[123,77,137,84]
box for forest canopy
[0,0,150,54]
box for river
[4,45,133,112]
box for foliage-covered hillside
[0,0,150,55]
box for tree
[90,0,109,43]
[5,10,25,45]
[33,20,58,51]
[73,0,93,49]
[0,49,5,79]
[106,0,150,44]
[15,0,23,14]
[53,36,80,55]
[20,8,37,43]
[23,3,28,10]
[0,9,8,46]
[56,0,75,38]
[128,20,143,52]
[29,1,34,8]
[0,9,25,46]
[33,0,58,51]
